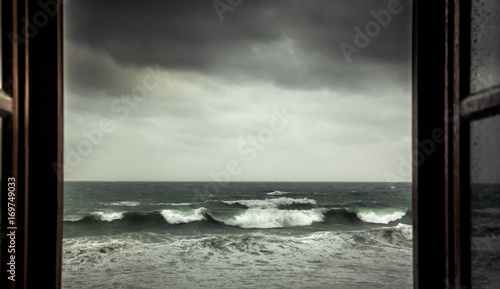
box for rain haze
[63,0,412,182]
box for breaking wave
[351,208,407,224]
[87,212,125,222]
[266,191,290,196]
[209,208,325,229]
[222,197,316,208]
[64,207,410,233]
[102,201,140,207]
[160,208,207,224]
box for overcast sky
[63,0,412,182]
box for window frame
[416,0,500,288]
[412,1,449,287]
[0,0,63,288]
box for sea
[471,183,500,288]
[62,182,413,289]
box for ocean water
[471,183,500,288]
[62,182,413,289]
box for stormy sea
[62,182,413,289]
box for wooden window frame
[1,0,63,288]
[416,0,500,288]
[1,0,498,288]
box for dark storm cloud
[63,0,413,181]
[65,0,412,95]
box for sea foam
[266,191,289,196]
[356,210,406,224]
[209,208,325,228]
[160,208,207,224]
[103,201,140,207]
[92,212,125,222]
[222,197,316,208]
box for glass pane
[470,0,500,93]
[470,114,500,288]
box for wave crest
[222,197,316,208]
[266,191,290,196]
[355,209,407,224]
[92,212,125,222]
[103,201,140,207]
[160,208,207,224]
[209,208,325,229]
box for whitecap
[266,191,289,196]
[222,197,316,208]
[155,202,193,206]
[395,223,413,240]
[92,211,125,222]
[210,208,324,229]
[104,201,140,207]
[160,208,207,224]
[356,210,406,224]
[64,215,85,222]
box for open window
[0,0,498,288]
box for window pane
[470,0,500,93]
[470,114,500,288]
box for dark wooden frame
[413,0,448,287]
[1,0,63,288]
[413,0,472,288]
[416,0,500,288]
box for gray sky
[63,0,412,182]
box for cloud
[65,0,412,94]
[63,0,413,181]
